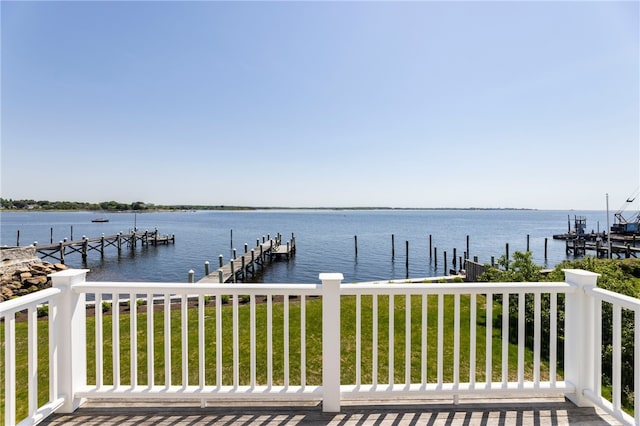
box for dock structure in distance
[30,229,175,264]
[198,233,296,284]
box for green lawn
[2,294,559,424]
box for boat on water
[91,217,109,223]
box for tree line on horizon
[0,198,254,211]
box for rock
[20,272,33,280]
[53,263,67,270]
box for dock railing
[1,269,639,425]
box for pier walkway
[32,229,175,263]
[198,233,296,283]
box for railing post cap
[49,268,90,286]
[319,273,344,282]
[562,268,600,287]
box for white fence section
[1,268,638,425]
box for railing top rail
[72,281,323,296]
[340,281,574,295]
[0,287,61,316]
[589,287,640,311]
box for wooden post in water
[100,235,105,257]
[429,235,432,258]
[16,230,20,246]
[50,227,54,244]
[233,248,237,259]
[434,247,437,268]
[505,243,510,270]
[491,256,495,267]
[241,256,246,280]
[466,235,470,260]
[453,248,457,272]
[218,269,223,283]
[444,251,447,274]
[544,238,548,259]
[205,261,210,276]
[188,270,194,283]
[405,240,409,271]
[71,226,74,241]
[354,235,358,257]
[526,234,530,252]
[219,255,224,268]
[59,241,65,264]
[391,234,395,260]
[82,238,88,261]
[230,229,233,248]
[230,259,236,283]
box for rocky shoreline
[1,246,68,302]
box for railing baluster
[215,293,222,389]
[421,294,427,387]
[518,292,525,387]
[405,294,411,387]
[470,293,476,386]
[164,294,171,388]
[453,293,460,388]
[486,292,493,387]
[113,293,120,388]
[373,294,378,386]
[534,293,541,387]
[250,295,256,387]
[233,293,239,389]
[612,304,621,412]
[437,294,444,386]
[28,306,38,417]
[147,292,154,389]
[284,295,290,389]
[96,293,103,389]
[356,294,361,386]
[300,295,306,388]
[389,294,394,385]
[593,296,601,395]
[131,293,137,388]
[267,295,273,388]
[198,295,205,389]
[501,292,509,387]
[181,295,188,388]
[5,313,16,426]
[550,293,557,387]
[49,301,58,402]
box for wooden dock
[198,233,296,284]
[32,229,175,263]
[565,238,639,258]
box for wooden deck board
[40,396,622,425]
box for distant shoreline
[0,206,538,213]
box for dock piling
[354,235,358,257]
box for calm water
[0,209,609,283]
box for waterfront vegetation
[480,253,640,414]
[2,255,638,423]
[0,198,255,211]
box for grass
[3,294,559,424]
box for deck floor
[40,396,622,425]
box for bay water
[0,209,608,284]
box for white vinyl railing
[1,268,638,425]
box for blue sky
[1,1,638,210]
